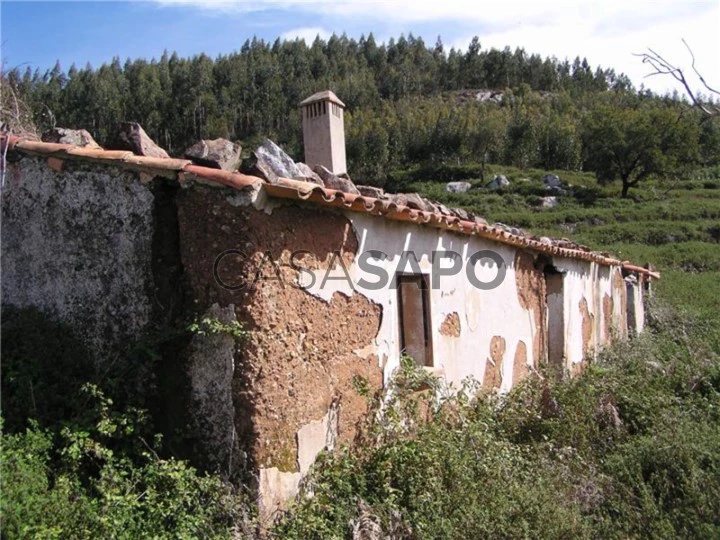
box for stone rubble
[294,162,324,185]
[184,138,242,171]
[242,138,303,184]
[42,127,101,149]
[311,164,360,194]
[236,138,592,252]
[116,122,169,158]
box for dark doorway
[544,266,565,371]
[397,274,433,367]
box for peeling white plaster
[259,402,339,520]
[254,203,644,512]
[299,212,536,393]
[258,467,303,522]
[296,404,338,475]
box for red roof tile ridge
[270,176,658,277]
[1,133,658,279]
[3,134,265,187]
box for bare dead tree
[0,73,39,136]
[635,39,719,117]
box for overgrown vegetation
[266,156,720,538]
[0,309,257,538]
[4,297,718,538]
[1,386,250,539]
[276,302,720,538]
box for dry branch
[635,40,719,117]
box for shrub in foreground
[0,386,253,539]
[275,305,720,538]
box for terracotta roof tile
[0,133,659,279]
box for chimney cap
[299,90,345,108]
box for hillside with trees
[3,33,718,195]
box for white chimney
[299,90,346,175]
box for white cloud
[447,2,719,95]
[280,26,331,43]
[152,0,720,95]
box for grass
[405,164,720,320]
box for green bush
[275,306,720,538]
[1,386,253,539]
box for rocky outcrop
[41,128,101,148]
[445,181,472,193]
[487,175,510,190]
[116,122,169,158]
[475,90,504,104]
[184,138,242,171]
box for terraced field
[403,165,720,344]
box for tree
[464,106,507,180]
[583,101,700,197]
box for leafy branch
[187,317,249,341]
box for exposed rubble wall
[174,186,383,518]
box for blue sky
[2,1,718,96]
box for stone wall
[1,156,157,366]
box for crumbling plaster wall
[306,211,633,386]
[2,155,639,518]
[1,156,156,365]
[302,212,540,393]
[174,186,580,514]
[551,259,628,371]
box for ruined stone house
[0,91,657,516]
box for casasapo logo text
[213,249,506,292]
